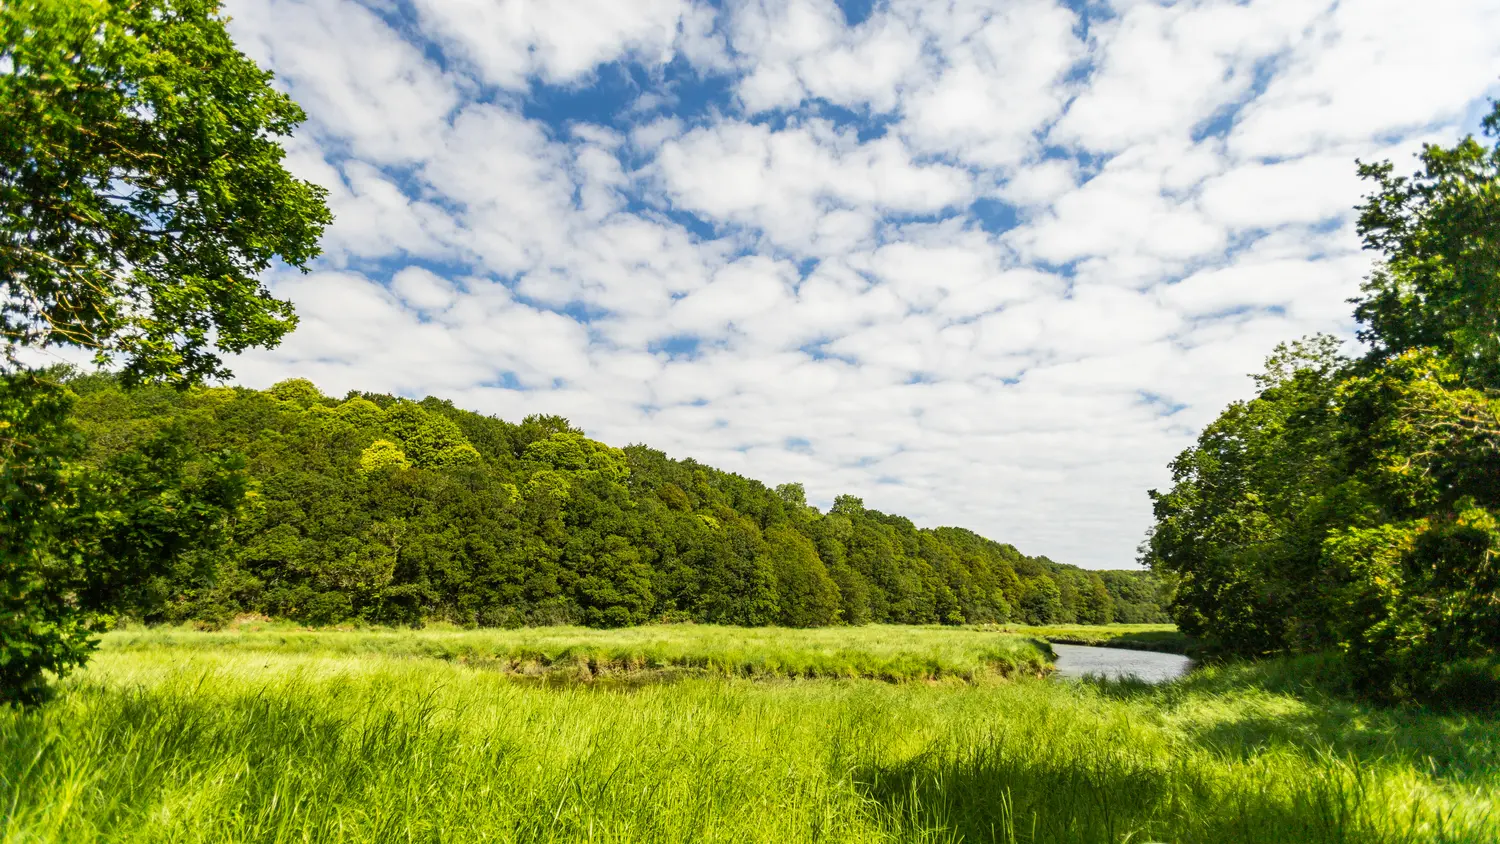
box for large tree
[1,0,329,703]
[1144,104,1500,703]
[1,0,330,381]
[1353,107,1500,388]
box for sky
[212,0,1500,569]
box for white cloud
[391,267,457,312]
[1012,150,1229,269]
[657,120,971,254]
[897,0,1084,168]
[216,0,1500,569]
[1197,155,1364,231]
[1228,0,1500,159]
[729,0,927,113]
[410,0,713,89]
[227,0,459,164]
[999,159,1078,208]
[1054,0,1325,154]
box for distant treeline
[65,375,1168,629]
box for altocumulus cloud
[215,0,1500,568]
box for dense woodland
[1144,106,1500,705]
[61,373,1168,630]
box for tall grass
[2,628,1495,843]
[992,624,1191,654]
[102,623,1053,682]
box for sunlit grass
[2,628,1495,843]
[101,623,1053,682]
[991,623,1191,654]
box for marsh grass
[992,624,1192,654]
[2,628,1496,843]
[102,623,1053,683]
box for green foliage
[762,526,840,627]
[0,373,246,704]
[1353,108,1500,387]
[1017,577,1064,625]
[525,432,628,482]
[358,439,409,474]
[1145,336,1352,655]
[1145,105,1500,704]
[334,397,383,430]
[0,0,331,383]
[0,374,93,706]
[0,0,328,704]
[380,401,481,469]
[55,377,1167,633]
[67,426,248,619]
[268,379,327,408]
[1079,573,1114,625]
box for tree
[763,526,840,627]
[1353,108,1500,388]
[1144,337,1351,655]
[359,440,409,474]
[1327,351,1500,699]
[382,402,481,469]
[0,0,329,703]
[41,375,1172,647]
[1143,103,1500,703]
[1017,578,1063,625]
[1079,573,1114,625]
[68,426,248,617]
[1,0,330,383]
[0,373,90,705]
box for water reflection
[1050,643,1192,684]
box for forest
[56,372,1169,631]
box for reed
[2,627,1494,843]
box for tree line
[61,373,1170,632]
[1143,105,1500,705]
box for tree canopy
[1,0,329,382]
[1,0,330,704]
[56,374,1169,632]
[1144,105,1500,705]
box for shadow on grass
[1080,655,1500,783]
[853,738,1485,844]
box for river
[1049,643,1192,683]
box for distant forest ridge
[66,374,1170,628]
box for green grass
[102,623,1053,683]
[990,623,1193,654]
[2,627,1496,843]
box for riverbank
[993,622,1195,654]
[2,627,1495,842]
[102,623,1052,683]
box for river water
[1049,643,1192,684]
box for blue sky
[216,0,1500,568]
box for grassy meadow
[101,622,1053,683]
[2,625,1496,843]
[990,624,1191,654]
